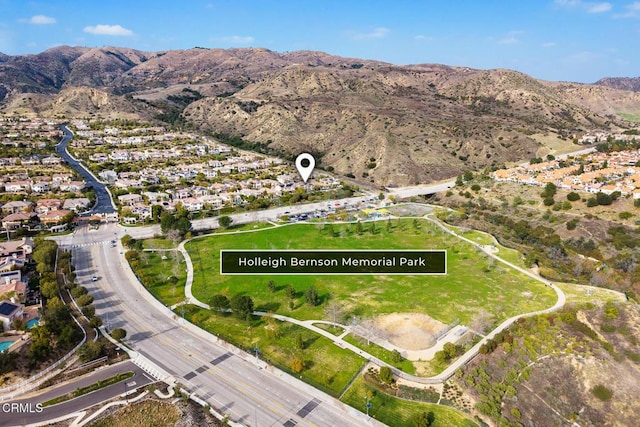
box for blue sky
[1,0,639,83]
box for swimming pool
[27,318,40,329]
[0,341,15,353]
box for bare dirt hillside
[2,46,640,185]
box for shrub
[567,192,581,201]
[596,192,613,206]
[619,211,633,220]
[89,317,103,328]
[290,356,304,373]
[111,328,127,341]
[592,384,613,401]
[378,366,393,384]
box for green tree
[541,182,557,198]
[81,304,95,319]
[411,411,435,427]
[71,286,88,298]
[27,325,51,362]
[32,239,58,274]
[0,352,18,375]
[210,294,230,312]
[294,333,305,350]
[77,340,105,362]
[89,317,103,328]
[305,285,319,306]
[121,234,133,248]
[596,192,613,206]
[151,204,164,221]
[40,278,59,299]
[285,285,296,299]
[76,294,94,307]
[218,215,232,229]
[230,295,254,320]
[267,280,276,293]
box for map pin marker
[295,153,315,183]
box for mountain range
[1,46,640,186]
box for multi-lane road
[56,225,376,427]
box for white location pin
[295,153,315,183]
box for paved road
[0,360,152,427]
[55,224,376,427]
[55,126,116,215]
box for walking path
[177,212,567,385]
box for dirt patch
[360,313,447,351]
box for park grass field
[341,375,478,427]
[186,218,557,326]
[133,250,186,307]
[179,304,365,397]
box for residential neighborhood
[66,119,347,223]
[492,143,640,199]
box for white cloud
[542,41,557,48]
[214,35,255,45]
[587,2,612,13]
[414,35,433,41]
[613,1,640,18]
[83,24,134,36]
[555,0,612,13]
[555,0,581,6]
[563,50,597,63]
[497,30,523,45]
[350,27,390,40]
[27,15,56,24]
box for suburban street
[56,126,116,215]
[55,225,376,427]
[0,361,152,427]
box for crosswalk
[64,240,113,248]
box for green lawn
[343,334,417,374]
[132,250,186,306]
[142,239,176,250]
[186,219,556,325]
[179,305,365,397]
[341,375,478,427]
